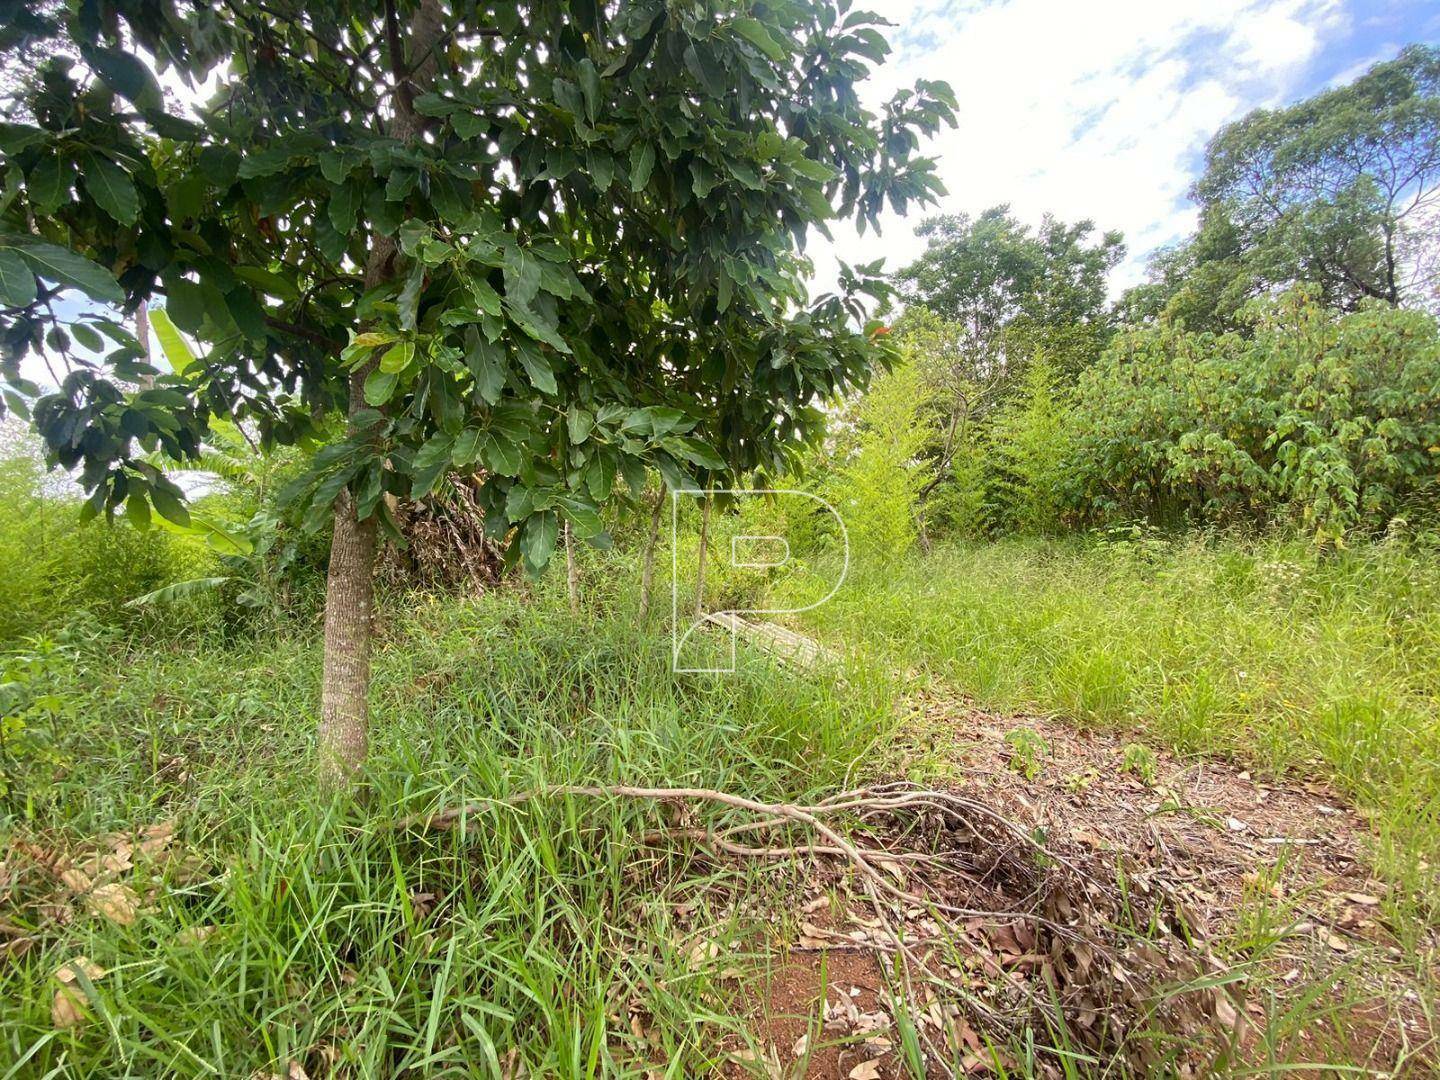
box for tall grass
[0,571,896,1077]
[0,442,211,648]
[780,533,1440,921]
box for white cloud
[810,0,1352,300]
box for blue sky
[812,0,1440,296]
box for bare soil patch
[721,683,1435,1076]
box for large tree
[1131,44,1440,330]
[894,205,1124,382]
[0,0,954,782]
[890,207,1121,536]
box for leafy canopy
[894,205,1124,381]
[1129,44,1440,331]
[0,0,955,572]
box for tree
[0,1,954,783]
[890,208,1120,537]
[895,206,1124,383]
[1157,45,1440,325]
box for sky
[807,0,1440,299]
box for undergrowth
[777,533,1440,932]
[0,576,896,1077]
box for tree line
[848,45,1440,551]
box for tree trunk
[317,0,445,786]
[638,485,665,621]
[565,521,580,614]
[134,301,155,389]
[693,494,711,619]
[317,488,377,785]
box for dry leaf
[59,867,93,894]
[88,883,140,926]
[848,1059,882,1080]
[246,1064,309,1080]
[51,957,105,1029]
[1346,892,1381,906]
[137,821,177,857]
[685,938,720,966]
[792,1032,809,1057]
[175,924,215,947]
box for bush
[822,362,931,559]
[1063,289,1440,540]
[0,433,209,644]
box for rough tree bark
[637,485,665,620]
[317,0,445,787]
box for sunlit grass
[778,533,1440,931]
[0,575,895,1077]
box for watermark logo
[670,488,848,673]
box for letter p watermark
[670,488,848,673]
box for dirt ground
[723,681,1435,1078]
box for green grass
[777,533,1440,929]
[0,575,896,1077]
[5,530,1439,1075]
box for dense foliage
[1124,44,1440,331]
[1064,290,1440,539]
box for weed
[1119,742,1159,786]
[1004,726,1048,780]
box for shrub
[822,362,931,559]
[984,355,1074,535]
[0,432,207,644]
[1063,288,1440,540]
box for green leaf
[364,367,399,406]
[558,497,603,538]
[410,432,455,498]
[398,261,424,331]
[470,278,503,317]
[502,247,540,306]
[791,157,837,182]
[732,17,786,61]
[481,433,522,475]
[630,142,656,192]
[328,182,359,234]
[567,405,594,445]
[465,328,506,404]
[126,576,232,608]
[70,322,103,352]
[0,248,36,307]
[453,427,484,466]
[665,435,727,471]
[81,152,139,225]
[514,339,557,394]
[379,341,416,373]
[165,279,206,333]
[519,509,558,571]
[3,389,31,420]
[27,152,72,213]
[150,307,197,374]
[578,59,601,123]
[149,483,191,527]
[453,112,488,139]
[124,489,151,529]
[234,266,301,301]
[79,42,164,110]
[13,241,123,304]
